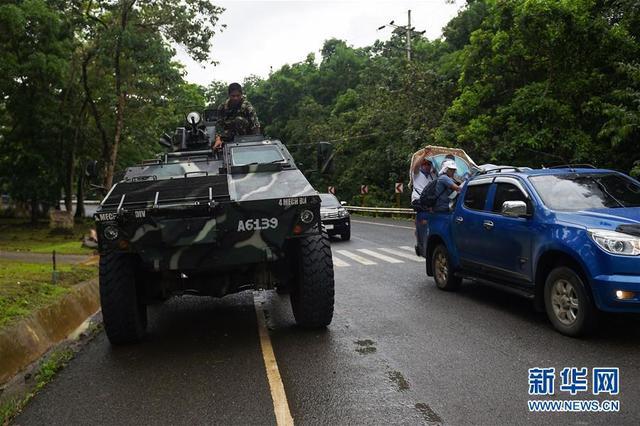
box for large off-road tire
[100,252,147,344]
[290,232,335,328]
[431,244,462,291]
[544,266,596,337]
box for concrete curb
[0,278,100,385]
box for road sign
[360,185,368,195]
[395,183,404,194]
[327,186,336,195]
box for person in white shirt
[410,149,437,205]
[410,149,437,255]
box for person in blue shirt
[434,160,462,212]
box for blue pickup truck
[418,166,640,336]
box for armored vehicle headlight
[103,225,119,241]
[589,229,640,256]
[300,210,314,224]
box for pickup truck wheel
[544,267,596,337]
[432,244,461,291]
[290,232,335,328]
[100,252,147,344]
[340,228,351,241]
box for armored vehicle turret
[93,110,335,344]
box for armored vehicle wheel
[100,252,147,344]
[290,232,335,328]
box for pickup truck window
[464,183,490,210]
[492,183,530,213]
[530,173,640,210]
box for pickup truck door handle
[455,216,464,224]
[483,220,494,230]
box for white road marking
[377,247,423,262]
[398,246,415,252]
[253,293,294,426]
[356,249,404,264]
[351,219,414,230]
[332,256,350,267]
[336,249,377,265]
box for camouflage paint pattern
[94,136,320,275]
[216,97,260,141]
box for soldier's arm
[246,104,260,135]
[216,103,230,140]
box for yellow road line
[253,293,294,426]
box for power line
[285,132,386,148]
[377,10,426,61]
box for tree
[82,0,223,188]
[0,0,74,221]
[436,0,640,170]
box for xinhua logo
[527,367,620,413]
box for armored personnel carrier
[93,110,335,344]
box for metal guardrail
[59,200,100,205]
[345,205,415,216]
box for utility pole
[406,9,411,62]
[377,10,425,62]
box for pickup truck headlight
[589,229,640,256]
[338,208,348,218]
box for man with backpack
[410,149,437,209]
[410,149,438,255]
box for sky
[175,0,466,86]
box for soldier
[214,82,261,148]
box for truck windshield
[319,193,340,207]
[231,145,285,166]
[530,173,640,210]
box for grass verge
[0,348,74,425]
[0,260,97,329]
[0,218,94,255]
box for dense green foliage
[0,0,223,219]
[236,0,640,205]
[1,0,639,210]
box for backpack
[418,179,445,208]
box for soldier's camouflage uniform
[217,97,260,141]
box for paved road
[15,217,640,425]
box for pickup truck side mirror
[501,200,528,218]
